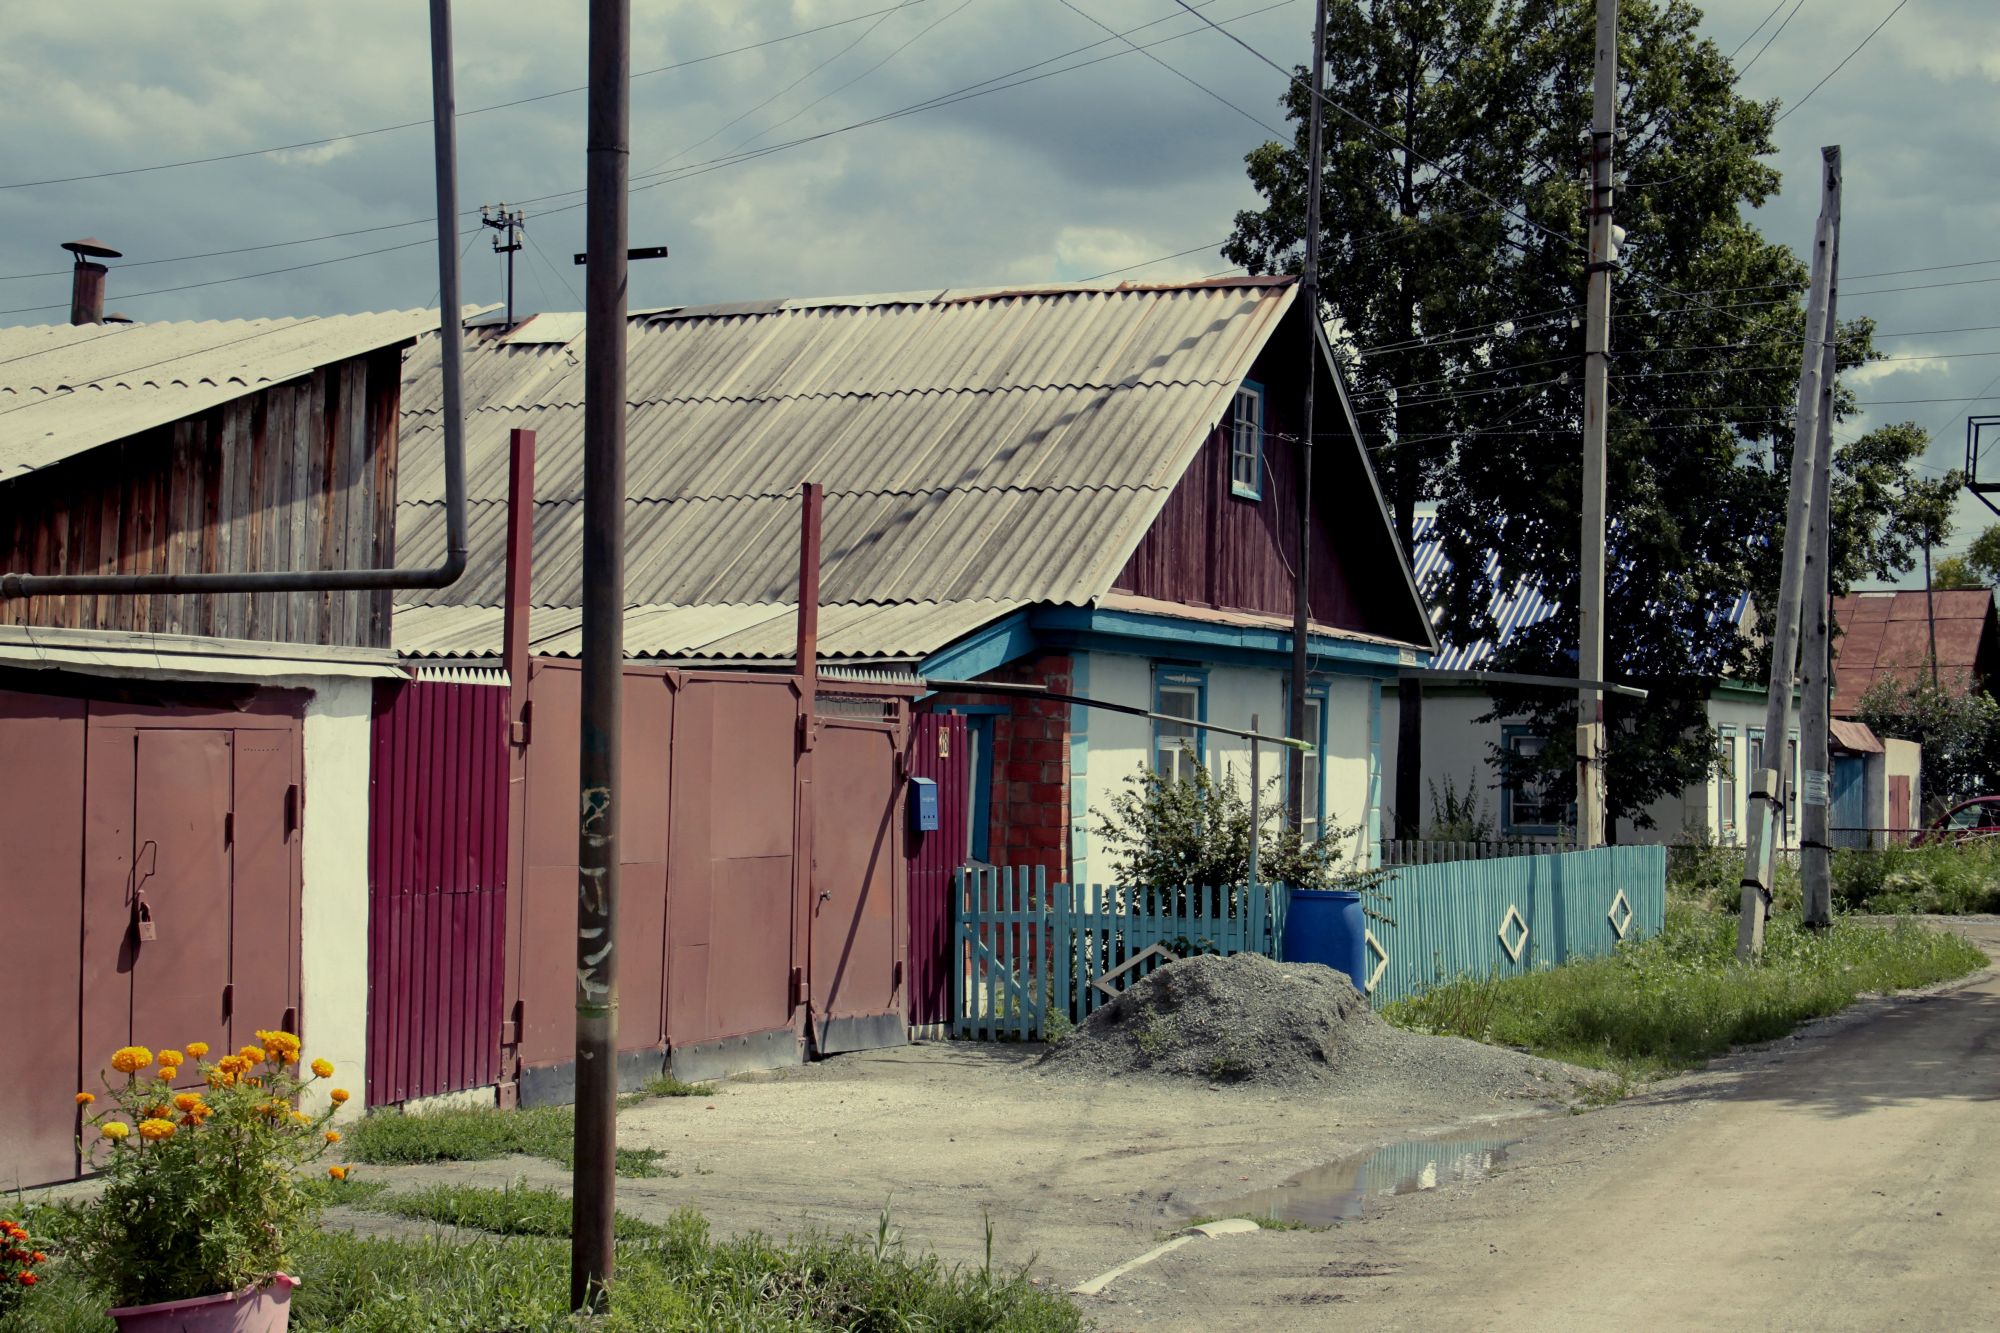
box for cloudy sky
[3,0,1995,563]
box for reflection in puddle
[1200,1137,1515,1228]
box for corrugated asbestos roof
[0,309,447,480]
[395,278,1299,660]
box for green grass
[1180,1213,1328,1233]
[356,1181,664,1240]
[1385,900,1989,1083]
[616,1074,716,1108]
[1669,838,2000,916]
[342,1104,670,1178]
[7,1207,1084,1332]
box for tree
[1856,673,2000,810]
[1959,521,2000,585]
[1226,0,1951,831]
[1933,556,1983,591]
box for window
[1153,667,1207,783]
[1786,734,1800,840]
[1501,726,1565,834]
[1717,729,1738,838]
[1230,381,1264,500]
[1749,729,1766,802]
[1283,681,1330,841]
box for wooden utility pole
[1288,0,1329,829]
[1800,176,1841,931]
[572,0,629,1310]
[1576,0,1618,848]
[1738,146,1841,960]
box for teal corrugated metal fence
[952,868,1285,1040]
[1365,845,1666,1006]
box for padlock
[135,898,158,943]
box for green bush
[1831,841,2000,915]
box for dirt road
[1104,919,2000,1331]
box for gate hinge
[511,699,532,746]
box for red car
[1915,797,2000,846]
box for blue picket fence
[1365,844,1667,1005]
[951,867,1286,1041]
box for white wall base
[297,676,373,1119]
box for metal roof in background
[0,309,450,481]
[395,278,1299,660]
[1830,588,1999,713]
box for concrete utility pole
[1800,173,1841,931]
[1739,146,1841,960]
[1577,0,1618,848]
[1288,0,1329,829]
[572,0,629,1310]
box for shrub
[1831,840,2000,915]
[0,1216,47,1316]
[68,1033,343,1308]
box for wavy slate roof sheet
[394,278,1300,660]
[0,309,445,480]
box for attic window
[1230,381,1264,500]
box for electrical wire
[524,229,581,308]
[1729,0,1794,58]
[1735,0,1808,79]
[1055,0,1286,137]
[1773,0,1912,124]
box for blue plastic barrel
[1280,888,1367,990]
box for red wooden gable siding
[366,680,509,1105]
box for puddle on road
[1198,1136,1516,1228]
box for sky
[3,0,1995,566]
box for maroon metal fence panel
[810,714,907,1053]
[906,712,967,1027]
[366,680,509,1105]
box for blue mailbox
[909,776,939,833]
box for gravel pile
[1038,953,1590,1104]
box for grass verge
[342,1104,670,1178]
[355,1181,664,1240]
[617,1074,716,1108]
[1384,901,1988,1083]
[9,1206,1082,1332]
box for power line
[524,229,581,308]
[0,0,937,191]
[1774,0,1913,124]
[1056,0,1285,137]
[1078,240,1229,281]
[1729,0,1794,58]
[1736,0,1808,79]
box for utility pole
[1738,146,1840,960]
[572,0,628,1312]
[1289,0,1328,829]
[481,204,525,326]
[1801,175,1840,931]
[1924,541,1940,687]
[1576,0,1618,849]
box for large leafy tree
[1227,0,1949,833]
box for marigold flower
[238,1045,266,1065]
[329,1088,350,1104]
[323,1129,342,1144]
[30,1251,45,1264]
[158,1064,181,1082]
[185,1041,210,1059]
[291,1111,311,1125]
[173,1092,205,1113]
[310,1058,334,1079]
[156,1049,184,1066]
[100,1122,131,1141]
[16,1272,35,1286]
[138,1118,176,1141]
[327,1165,348,1181]
[75,1091,95,1106]
[109,1046,152,1075]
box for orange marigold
[185,1041,210,1059]
[310,1058,334,1079]
[109,1046,152,1075]
[156,1049,184,1066]
[75,1092,95,1106]
[329,1088,351,1104]
[327,1165,349,1181]
[137,1118,176,1141]
[238,1045,266,1065]
[158,1064,181,1081]
[16,1272,35,1287]
[323,1129,342,1144]
[172,1093,205,1113]
[99,1122,131,1141]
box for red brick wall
[921,653,1072,877]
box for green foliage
[1856,671,2000,807]
[1966,523,2000,585]
[1385,900,1986,1081]
[1666,840,1800,915]
[343,1104,668,1178]
[618,1074,717,1107]
[1830,841,2000,916]
[1228,1,1950,827]
[66,1036,340,1308]
[1931,555,1984,591]
[1424,773,1495,841]
[356,1181,664,1240]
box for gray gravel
[1038,953,1594,1104]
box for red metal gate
[905,712,967,1028]
[366,680,509,1105]
[810,707,910,1054]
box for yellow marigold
[256,1030,302,1064]
[172,1093,204,1114]
[329,1088,350,1105]
[323,1129,341,1144]
[327,1165,348,1181]
[156,1049,184,1066]
[185,1042,210,1059]
[310,1058,334,1079]
[137,1118,176,1141]
[109,1046,152,1075]
[74,1092,95,1106]
[100,1122,131,1141]
[238,1045,266,1065]
[157,1066,181,1084]
[291,1111,310,1125]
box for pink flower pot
[106,1273,299,1333]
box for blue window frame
[1153,665,1208,782]
[1230,379,1264,500]
[1500,724,1566,835]
[942,705,1007,865]
[1282,679,1330,841]
[1786,731,1800,840]
[1717,727,1738,839]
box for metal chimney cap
[101,312,134,324]
[61,238,122,260]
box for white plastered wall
[296,676,373,1119]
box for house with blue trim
[393,276,1437,880]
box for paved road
[1100,920,2000,1331]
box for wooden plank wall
[0,346,402,649]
